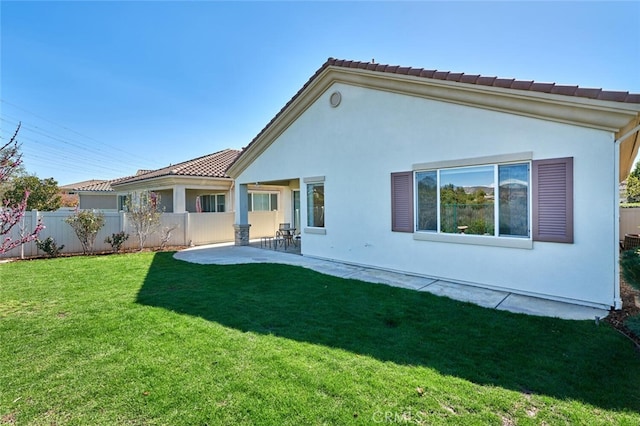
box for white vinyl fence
[1,210,279,259]
[621,207,640,236]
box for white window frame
[413,153,533,249]
[201,193,226,213]
[248,191,279,212]
[304,176,326,235]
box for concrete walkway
[174,243,610,321]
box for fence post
[185,212,191,246]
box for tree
[60,192,79,208]
[627,162,640,203]
[65,209,105,255]
[3,175,62,211]
[125,191,162,251]
[0,137,26,200]
[1,124,44,254]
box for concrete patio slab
[420,280,510,309]
[173,243,611,321]
[346,269,438,291]
[496,293,608,321]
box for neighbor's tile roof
[114,149,241,185]
[60,179,105,191]
[67,176,136,192]
[230,58,640,171]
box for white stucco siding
[237,83,618,308]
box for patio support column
[234,183,250,246]
[173,185,186,213]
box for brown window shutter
[532,157,574,243]
[391,171,414,232]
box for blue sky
[1,1,639,185]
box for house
[226,58,640,310]
[111,149,241,213]
[61,178,131,210]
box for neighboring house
[111,149,241,213]
[61,178,130,210]
[227,58,640,310]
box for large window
[201,194,225,212]
[307,183,325,227]
[416,163,529,238]
[248,192,278,211]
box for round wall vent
[329,91,342,108]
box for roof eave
[228,65,640,178]
[111,174,233,191]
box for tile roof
[230,58,640,172]
[60,179,106,191]
[67,175,137,192]
[113,149,241,186]
[325,58,640,103]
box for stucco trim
[413,152,532,171]
[413,231,533,249]
[303,176,326,183]
[304,227,327,235]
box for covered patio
[233,178,302,248]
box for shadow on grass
[137,252,640,412]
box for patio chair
[621,234,640,251]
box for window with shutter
[532,157,574,243]
[391,171,414,232]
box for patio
[249,236,301,255]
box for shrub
[626,315,640,337]
[35,236,64,258]
[124,191,162,251]
[104,231,129,253]
[620,249,640,292]
[65,209,105,255]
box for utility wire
[0,116,152,172]
[0,98,165,164]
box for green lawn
[1,252,639,425]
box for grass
[1,252,640,425]
[627,316,640,337]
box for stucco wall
[236,83,617,308]
[79,193,118,210]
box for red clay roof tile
[446,72,464,81]
[494,78,516,88]
[433,71,449,80]
[476,76,497,86]
[551,85,579,96]
[511,80,534,90]
[460,74,480,84]
[574,87,602,99]
[599,91,630,102]
[627,94,640,103]
[529,82,555,93]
